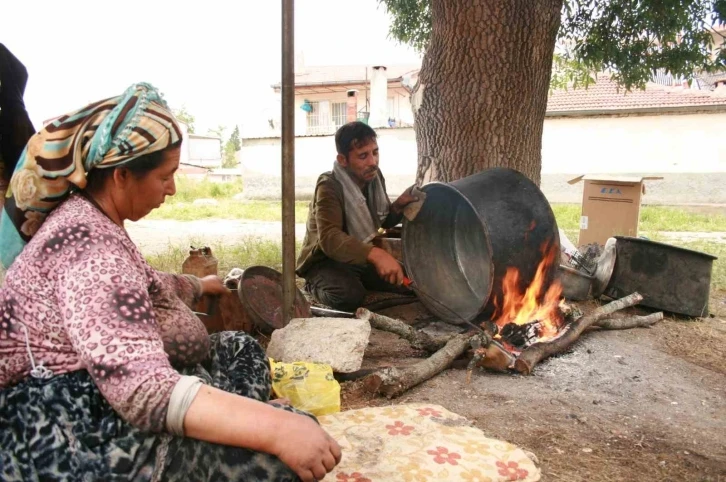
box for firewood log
[594,312,663,330]
[364,334,473,398]
[514,292,643,375]
[355,308,450,353]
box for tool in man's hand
[401,275,486,334]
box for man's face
[338,138,379,186]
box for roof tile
[547,74,726,113]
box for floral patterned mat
[318,403,540,482]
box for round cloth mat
[319,403,540,481]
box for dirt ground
[334,291,726,482]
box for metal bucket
[604,236,717,317]
[402,168,560,323]
[556,265,593,301]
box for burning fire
[492,241,564,345]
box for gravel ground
[126,218,307,254]
[125,219,726,256]
[339,299,726,482]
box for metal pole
[281,0,296,325]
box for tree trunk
[412,0,563,185]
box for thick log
[594,312,664,330]
[364,334,472,398]
[514,292,643,375]
[355,308,449,353]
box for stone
[266,318,371,373]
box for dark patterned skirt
[0,331,307,481]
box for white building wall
[541,112,726,174]
[240,111,726,178]
[188,137,222,167]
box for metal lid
[238,266,311,334]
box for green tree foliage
[379,0,726,90]
[229,125,241,152]
[223,140,238,168]
[172,105,196,133]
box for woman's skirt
[0,331,306,481]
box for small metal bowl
[556,265,594,301]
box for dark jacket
[296,170,402,277]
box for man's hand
[367,247,404,286]
[200,275,227,296]
[391,185,420,214]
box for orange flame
[493,241,563,342]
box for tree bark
[412,0,563,185]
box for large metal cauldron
[402,168,560,323]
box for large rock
[266,318,371,373]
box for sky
[3,0,422,137]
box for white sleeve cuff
[166,375,204,436]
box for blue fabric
[0,210,24,270]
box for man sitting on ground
[296,121,418,311]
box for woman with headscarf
[0,83,341,482]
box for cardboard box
[568,175,663,247]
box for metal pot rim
[402,181,495,322]
[614,236,718,260]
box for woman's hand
[200,275,227,296]
[184,386,342,482]
[272,412,342,482]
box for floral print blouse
[0,194,209,432]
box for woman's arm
[153,271,204,307]
[57,240,340,479]
[153,269,227,309]
[185,385,342,482]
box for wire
[18,322,54,380]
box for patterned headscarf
[0,82,182,269]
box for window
[306,100,345,135]
[387,97,396,120]
[331,102,347,127]
[306,101,322,128]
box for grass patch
[144,237,301,275]
[156,188,726,232]
[170,176,245,204]
[640,206,726,232]
[551,204,726,232]
[147,199,310,222]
